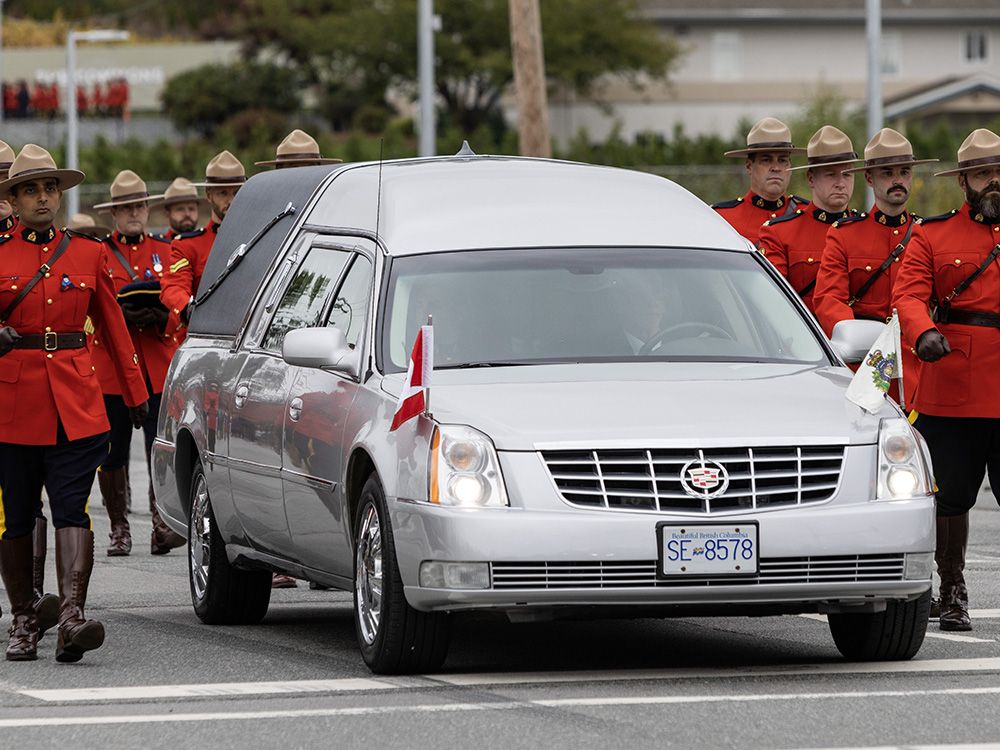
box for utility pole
[865,0,882,206]
[0,0,6,125]
[417,0,437,157]
[509,0,551,157]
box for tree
[233,0,681,133]
[161,61,301,136]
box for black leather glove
[119,302,146,326]
[145,306,169,328]
[180,303,192,325]
[128,401,150,429]
[0,326,20,357]
[916,329,951,362]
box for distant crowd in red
[2,79,130,119]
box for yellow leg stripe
[908,409,919,424]
[0,484,6,537]
[84,496,92,531]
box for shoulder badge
[176,228,206,240]
[920,209,960,224]
[832,212,867,229]
[711,197,743,210]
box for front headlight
[429,424,509,507]
[876,418,932,500]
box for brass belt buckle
[43,331,58,351]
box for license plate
[657,522,758,578]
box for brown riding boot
[54,527,105,662]
[1,535,39,661]
[32,517,60,637]
[939,513,972,632]
[150,504,186,555]
[100,467,132,556]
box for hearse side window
[261,247,350,353]
[325,255,373,350]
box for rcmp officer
[255,129,341,170]
[155,177,203,241]
[712,117,808,244]
[1,140,17,234]
[92,170,186,556]
[0,145,149,662]
[893,128,1000,632]
[160,151,245,341]
[758,126,861,312]
[813,129,936,400]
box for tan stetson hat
[0,143,85,195]
[934,128,1000,177]
[191,150,246,187]
[0,140,15,176]
[160,177,204,207]
[68,212,111,238]
[844,128,938,173]
[255,129,342,167]
[93,169,164,210]
[788,126,862,171]
[724,117,807,158]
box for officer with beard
[894,128,1000,633]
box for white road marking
[19,657,1000,704]
[20,678,417,702]
[6,686,1000,728]
[799,613,995,643]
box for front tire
[828,590,931,661]
[354,474,450,674]
[188,460,271,625]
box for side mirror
[282,327,360,378]
[830,319,886,364]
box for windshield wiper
[437,360,536,370]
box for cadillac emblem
[680,459,730,499]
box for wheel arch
[174,427,198,523]
[346,447,377,544]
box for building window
[711,31,743,81]
[964,31,989,62]
[881,32,902,76]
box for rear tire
[354,474,450,674]
[828,590,931,661]
[188,460,271,625]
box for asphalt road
[2,454,1000,750]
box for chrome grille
[491,554,906,589]
[541,446,845,514]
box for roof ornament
[455,140,476,157]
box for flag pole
[893,308,905,411]
[424,314,433,419]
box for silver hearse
[152,153,935,674]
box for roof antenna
[375,137,384,244]
[455,140,476,157]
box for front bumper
[390,494,935,613]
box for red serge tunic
[893,207,1000,418]
[758,205,853,313]
[159,222,218,341]
[712,191,805,245]
[91,231,179,395]
[0,226,148,445]
[814,209,922,400]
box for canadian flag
[389,324,433,431]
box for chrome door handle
[234,384,249,409]
[288,397,303,422]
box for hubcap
[190,473,212,602]
[355,503,383,645]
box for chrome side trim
[280,468,338,492]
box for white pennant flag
[846,313,902,413]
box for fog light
[887,467,918,497]
[419,561,491,589]
[904,552,934,581]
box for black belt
[933,308,1000,329]
[13,332,87,351]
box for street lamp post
[417,0,437,157]
[65,28,129,216]
[865,0,882,206]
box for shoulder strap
[0,232,73,325]
[104,239,141,282]
[847,220,916,307]
[945,241,1000,304]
